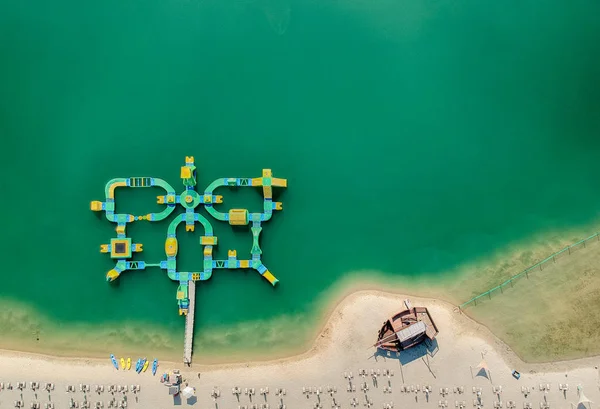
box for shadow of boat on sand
[374,338,440,366]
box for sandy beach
[1,291,598,409]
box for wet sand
[1,292,598,409]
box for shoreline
[1,291,600,409]
[1,289,600,373]
[1,222,600,365]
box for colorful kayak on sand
[110,354,118,370]
[135,358,143,373]
[136,358,146,374]
[142,359,149,372]
[151,359,158,376]
[126,358,131,370]
[120,358,125,370]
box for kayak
[151,359,158,376]
[110,354,119,370]
[120,358,125,370]
[126,358,131,370]
[142,359,150,372]
[135,358,143,373]
[136,358,146,374]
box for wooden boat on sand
[374,299,438,352]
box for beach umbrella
[182,386,195,399]
[470,360,492,382]
[576,385,593,409]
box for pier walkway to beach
[90,157,287,363]
[183,281,195,365]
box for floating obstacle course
[91,157,287,363]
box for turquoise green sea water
[1,0,599,357]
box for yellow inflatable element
[228,209,249,226]
[165,237,178,257]
[180,166,191,179]
[106,269,120,281]
[90,201,103,211]
[262,270,279,285]
[200,236,217,245]
[107,181,127,199]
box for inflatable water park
[91,157,287,363]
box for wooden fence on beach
[458,231,600,310]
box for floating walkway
[183,281,195,365]
[91,157,287,363]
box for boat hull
[375,306,438,352]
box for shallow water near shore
[0,0,599,358]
